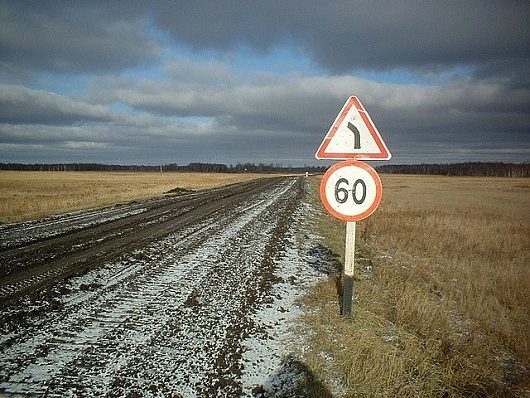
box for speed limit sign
[320,160,382,222]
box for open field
[301,175,530,397]
[0,171,283,223]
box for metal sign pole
[342,221,356,316]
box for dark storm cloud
[0,1,160,74]
[2,1,528,76]
[149,0,530,76]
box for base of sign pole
[341,275,353,316]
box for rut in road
[0,178,281,303]
[0,177,333,397]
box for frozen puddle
[0,178,333,397]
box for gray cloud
[2,54,529,165]
[0,1,160,74]
[0,85,115,124]
[33,60,507,164]
[90,60,530,145]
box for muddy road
[0,177,335,397]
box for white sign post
[320,160,382,315]
[315,96,391,316]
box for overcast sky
[1,1,529,166]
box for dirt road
[0,177,335,397]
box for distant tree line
[0,162,327,174]
[376,162,530,177]
[2,162,528,177]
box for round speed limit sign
[320,160,382,222]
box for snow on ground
[0,204,148,250]
[240,199,333,395]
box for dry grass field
[0,171,279,223]
[302,175,530,397]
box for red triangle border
[315,96,391,160]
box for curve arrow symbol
[347,122,361,149]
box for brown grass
[301,175,530,397]
[0,171,280,223]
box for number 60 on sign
[320,160,382,222]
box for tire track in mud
[0,179,270,252]
[0,178,281,303]
[0,177,331,397]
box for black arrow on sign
[347,122,361,149]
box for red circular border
[320,160,382,222]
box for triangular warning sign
[315,96,391,160]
